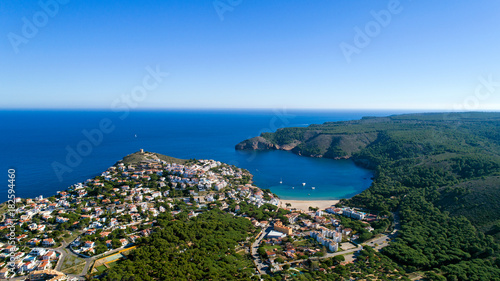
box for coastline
[279,199,339,212]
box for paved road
[53,233,80,271]
[284,243,363,266]
[5,233,84,280]
[7,212,402,279]
[281,211,402,268]
[54,247,69,271]
[9,229,91,280]
[367,211,401,251]
[4,210,143,280]
[250,227,272,274]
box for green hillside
[437,176,500,236]
[120,150,187,165]
[101,210,255,280]
[237,112,500,279]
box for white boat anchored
[302,183,306,186]
[311,187,315,190]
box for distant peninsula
[236,112,500,166]
[1,111,500,281]
[237,112,500,279]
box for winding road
[250,211,401,275]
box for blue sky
[1,0,500,110]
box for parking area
[340,242,357,251]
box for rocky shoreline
[235,136,376,170]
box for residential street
[279,212,401,270]
[251,226,272,274]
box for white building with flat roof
[267,230,287,239]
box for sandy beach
[279,199,339,212]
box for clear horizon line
[1,107,499,112]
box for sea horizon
[1,107,483,113]
[1,108,455,201]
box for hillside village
[0,151,388,280]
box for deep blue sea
[1,109,415,201]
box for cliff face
[236,112,500,260]
[236,131,378,161]
[235,136,302,151]
[236,112,500,171]
[235,136,279,150]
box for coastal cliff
[235,112,500,242]
[234,136,280,150]
[236,130,377,161]
[235,136,301,151]
[236,112,500,167]
[235,116,386,164]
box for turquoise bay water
[238,150,373,200]
[1,110,410,200]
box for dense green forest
[94,112,500,280]
[100,210,256,280]
[262,246,412,281]
[238,112,500,279]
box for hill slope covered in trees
[237,112,500,279]
[101,210,256,280]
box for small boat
[311,187,315,190]
[280,178,283,184]
[302,183,306,186]
[134,134,137,138]
[292,186,294,189]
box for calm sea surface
[1,109,413,200]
